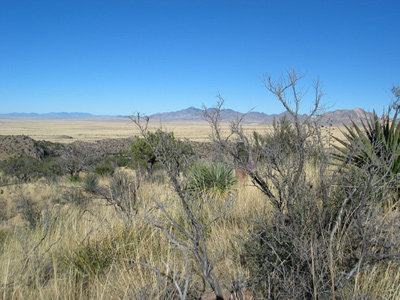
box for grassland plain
[0,117,346,144]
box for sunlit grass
[1,165,399,299]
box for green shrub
[93,157,116,176]
[130,135,157,172]
[131,129,194,175]
[115,153,132,167]
[41,157,66,178]
[0,156,41,182]
[0,156,67,183]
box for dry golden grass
[0,117,347,144]
[0,170,270,299]
[1,171,400,299]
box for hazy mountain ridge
[0,107,372,125]
[0,112,112,118]
[149,107,371,125]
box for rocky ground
[0,135,214,163]
[0,135,137,162]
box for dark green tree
[130,134,157,174]
[131,129,193,175]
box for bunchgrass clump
[82,173,99,195]
[61,187,89,207]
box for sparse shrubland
[1,75,399,299]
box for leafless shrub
[130,115,232,300]
[98,170,140,219]
[15,189,41,229]
[203,69,400,299]
[60,187,90,207]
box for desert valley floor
[0,117,346,144]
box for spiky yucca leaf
[334,106,400,176]
[187,161,237,197]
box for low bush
[93,161,115,176]
[0,156,66,183]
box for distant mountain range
[0,107,371,125]
[149,106,371,125]
[0,112,113,118]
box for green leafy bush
[92,156,118,176]
[130,134,159,174]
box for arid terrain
[0,106,364,143]
[0,114,346,143]
[1,106,396,300]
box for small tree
[61,144,95,179]
[131,130,193,177]
[131,135,157,174]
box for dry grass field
[0,117,346,144]
[1,169,399,299]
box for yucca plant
[334,93,400,178]
[187,161,237,197]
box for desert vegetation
[1,72,400,299]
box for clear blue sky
[1,0,399,115]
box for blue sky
[0,0,399,116]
